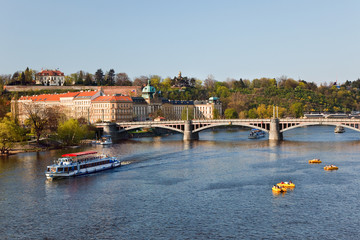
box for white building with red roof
[36,69,65,86]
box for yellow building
[91,95,133,122]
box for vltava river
[1,126,360,239]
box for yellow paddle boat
[272,185,287,193]
[309,158,322,164]
[277,181,295,188]
[324,165,338,171]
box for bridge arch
[118,125,184,134]
[193,123,269,133]
[281,122,360,133]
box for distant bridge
[97,118,360,141]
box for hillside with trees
[2,68,360,154]
[2,68,360,119]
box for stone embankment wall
[4,85,142,96]
[4,85,98,92]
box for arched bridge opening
[118,124,184,134]
[280,122,360,133]
[192,122,269,134]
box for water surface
[1,126,360,239]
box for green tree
[95,69,104,86]
[290,102,304,118]
[76,71,84,85]
[224,108,238,119]
[181,106,194,120]
[24,67,35,85]
[150,75,162,91]
[0,116,23,154]
[216,86,230,98]
[84,73,93,86]
[248,108,258,118]
[213,108,220,119]
[105,69,115,86]
[0,97,9,119]
[57,119,88,146]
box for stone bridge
[97,118,360,141]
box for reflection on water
[1,126,360,239]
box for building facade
[36,69,65,86]
[11,81,223,124]
[91,95,133,123]
[73,91,103,120]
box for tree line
[2,68,360,120]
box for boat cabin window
[58,168,63,172]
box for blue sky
[1,0,359,84]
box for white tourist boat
[45,151,121,180]
[248,129,266,139]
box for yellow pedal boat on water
[324,165,338,171]
[272,186,287,193]
[309,159,322,164]
[277,182,295,188]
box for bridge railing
[114,118,360,126]
[279,118,360,123]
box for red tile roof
[37,69,64,76]
[19,92,80,102]
[60,92,80,98]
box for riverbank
[2,142,59,156]
[1,138,66,156]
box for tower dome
[142,79,156,99]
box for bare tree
[133,76,149,86]
[203,75,216,91]
[115,73,132,86]
[23,103,54,144]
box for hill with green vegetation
[2,70,360,119]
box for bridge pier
[99,122,129,142]
[269,118,283,141]
[183,120,199,141]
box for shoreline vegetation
[2,73,360,157]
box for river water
[1,126,360,239]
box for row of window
[48,160,112,173]
[40,77,64,80]
[75,101,90,105]
[80,160,110,169]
